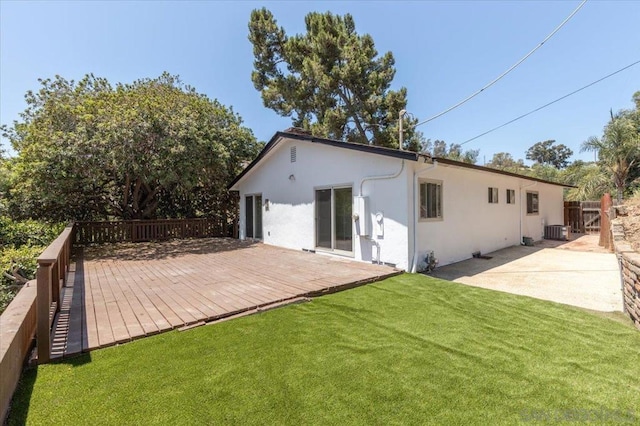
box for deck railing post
[36,262,53,363]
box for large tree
[581,104,640,203]
[525,140,573,168]
[562,161,611,201]
[1,73,260,221]
[249,8,421,150]
[421,139,479,164]
[486,152,526,171]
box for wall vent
[290,146,297,163]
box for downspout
[359,159,405,196]
[411,160,438,273]
[519,181,537,244]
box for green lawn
[9,274,640,425]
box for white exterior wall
[237,137,412,270]
[235,135,565,271]
[411,162,564,266]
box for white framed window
[506,189,516,204]
[526,191,539,215]
[420,180,443,220]
[488,187,499,204]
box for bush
[0,245,45,313]
[0,287,18,314]
[0,217,64,314]
[0,216,65,248]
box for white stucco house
[229,129,568,272]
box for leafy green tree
[1,73,260,221]
[486,152,527,172]
[581,104,640,203]
[528,163,561,183]
[561,161,611,201]
[525,140,573,168]
[249,8,421,150]
[0,154,9,215]
[421,139,479,164]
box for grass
[9,274,640,425]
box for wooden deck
[51,239,399,359]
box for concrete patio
[430,235,623,312]
[51,238,399,359]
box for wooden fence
[564,200,601,234]
[564,201,581,233]
[36,223,75,363]
[75,218,227,244]
[582,201,602,234]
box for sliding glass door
[245,194,262,239]
[316,189,332,249]
[315,187,352,253]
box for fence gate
[563,201,601,234]
[564,201,581,233]
[581,201,601,234]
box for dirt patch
[535,234,610,253]
[618,198,640,252]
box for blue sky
[1,0,638,164]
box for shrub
[0,217,64,314]
[0,216,65,248]
[0,246,45,313]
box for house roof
[228,130,573,189]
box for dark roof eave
[432,157,575,188]
[228,131,574,190]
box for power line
[458,59,640,146]
[415,0,588,128]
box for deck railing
[36,223,75,364]
[75,218,227,244]
[0,282,37,420]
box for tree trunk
[616,186,623,204]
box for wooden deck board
[81,263,99,351]
[64,262,84,356]
[110,262,161,335]
[106,263,147,338]
[96,263,131,345]
[52,238,399,358]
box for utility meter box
[354,196,370,237]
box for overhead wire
[457,59,640,146]
[414,0,588,128]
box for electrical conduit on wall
[359,160,405,197]
[357,160,405,266]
